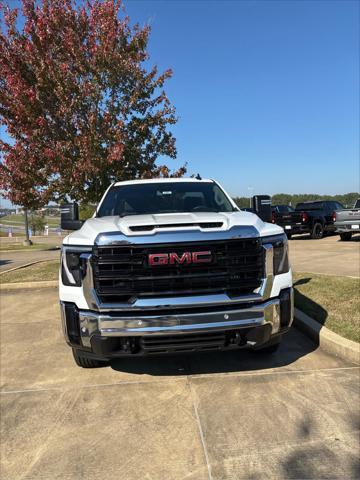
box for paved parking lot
[289,234,360,277]
[1,288,359,479]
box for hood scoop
[129,222,223,232]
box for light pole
[247,186,254,208]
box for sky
[1,0,359,207]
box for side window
[213,188,225,208]
[328,202,342,211]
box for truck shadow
[291,233,338,241]
[0,259,13,268]
[336,236,360,242]
[111,277,328,376]
[293,277,328,325]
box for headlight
[61,246,92,286]
[261,234,289,275]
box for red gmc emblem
[148,251,212,266]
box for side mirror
[61,203,83,231]
[252,195,272,223]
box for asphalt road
[1,288,359,480]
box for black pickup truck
[272,201,344,239]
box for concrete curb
[0,280,58,290]
[0,248,60,254]
[294,308,360,364]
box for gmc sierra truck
[60,178,293,368]
[334,198,360,241]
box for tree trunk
[23,208,33,246]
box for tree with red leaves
[0,0,184,210]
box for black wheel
[340,232,352,241]
[253,337,281,354]
[72,348,108,368]
[286,233,292,240]
[311,222,324,239]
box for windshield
[97,182,236,217]
[275,205,294,213]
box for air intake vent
[129,222,223,232]
[140,331,227,354]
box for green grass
[0,231,24,237]
[294,272,360,343]
[0,242,56,252]
[0,214,60,227]
[0,260,59,283]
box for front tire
[72,348,108,368]
[340,232,352,241]
[311,222,324,239]
[286,233,292,240]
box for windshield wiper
[118,212,140,218]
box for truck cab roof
[113,177,214,187]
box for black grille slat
[141,331,227,353]
[96,283,261,298]
[94,265,263,281]
[92,239,264,303]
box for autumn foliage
[0,0,184,208]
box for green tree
[233,197,251,209]
[28,214,45,235]
[233,192,359,209]
[79,204,96,221]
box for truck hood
[63,211,284,246]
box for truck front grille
[92,239,264,304]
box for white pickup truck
[60,178,293,368]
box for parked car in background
[334,198,360,241]
[271,205,295,238]
[272,200,344,239]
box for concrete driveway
[1,288,359,480]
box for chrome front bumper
[60,294,294,349]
